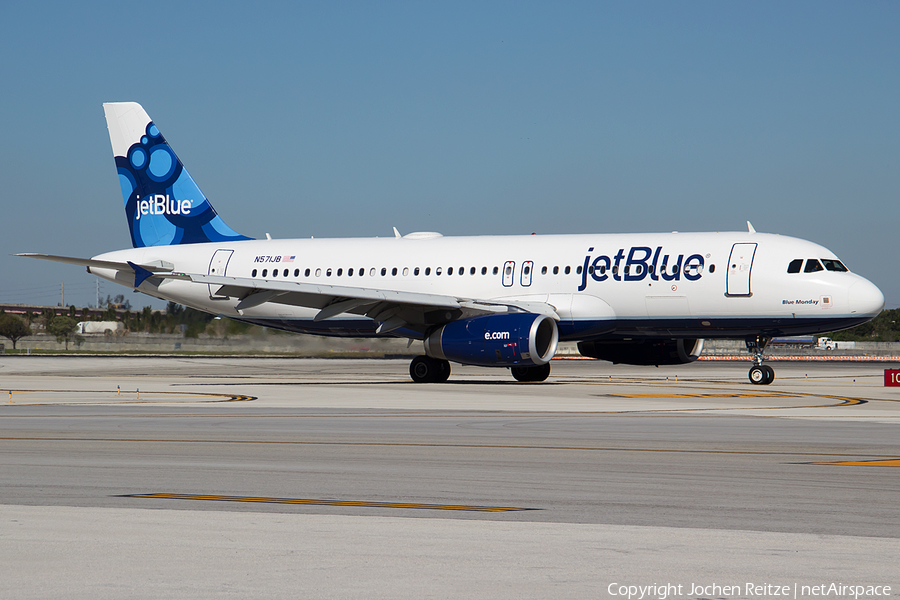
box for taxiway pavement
[1,357,898,599]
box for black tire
[435,359,451,382]
[529,363,551,382]
[410,356,437,383]
[762,364,775,385]
[511,363,551,382]
[511,366,531,382]
[749,365,767,385]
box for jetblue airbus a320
[20,102,885,384]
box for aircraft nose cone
[849,279,884,316]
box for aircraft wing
[192,274,559,337]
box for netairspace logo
[135,194,192,220]
[606,582,892,600]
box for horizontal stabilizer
[16,254,190,281]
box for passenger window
[709,264,715,274]
[262,269,268,277]
[459,267,464,276]
[381,267,387,276]
[436,267,442,275]
[505,265,512,275]
[348,268,353,276]
[804,259,824,273]
[600,266,606,274]
[359,267,364,276]
[392,267,397,276]
[337,268,342,276]
[565,266,571,275]
[425,267,431,275]
[282,269,287,277]
[252,269,257,277]
[787,259,803,274]
[821,259,848,272]
[576,266,582,274]
[624,266,629,275]
[448,267,454,275]
[541,266,547,275]
[481,267,487,275]
[403,267,409,276]
[326,269,332,277]
[294,269,299,277]
[553,266,559,275]
[493,266,499,275]
[470,267,476,275]
[272,269,278,278]
[414,267,420,276]
[524,265,531,275]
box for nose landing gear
[745,336,775,385]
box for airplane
[20,102,885,385]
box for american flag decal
[283,256,295,263]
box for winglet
[747,221,756,234]
[127,261,155,288]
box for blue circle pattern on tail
[116,122,253,248]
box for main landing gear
[745,336,775,385]
[409,355,451,383]
[408,356,552,383]
[510,364,551,382]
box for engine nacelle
[425,313,559,367]
[577,338,704,365]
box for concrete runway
[1,357,898,599]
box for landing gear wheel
[511,363,551,382]
[435,359,451,382]
[410,356,451,383]
[749,365,774,385]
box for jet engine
[424,313,559,367]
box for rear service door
[726,243,756,296]
[207,249,234,299]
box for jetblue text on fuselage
[578,246,705,291]
[134,194,192,220]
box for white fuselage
[89,230,884,341]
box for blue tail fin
[103,102,253,248]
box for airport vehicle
[769,336,847,350]
[20,103,884,384]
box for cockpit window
[787,259,803,274]
[821,259,848,272]
[804,259,824,273]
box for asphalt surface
[1,357,898,599]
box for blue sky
[1,1,898,309]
